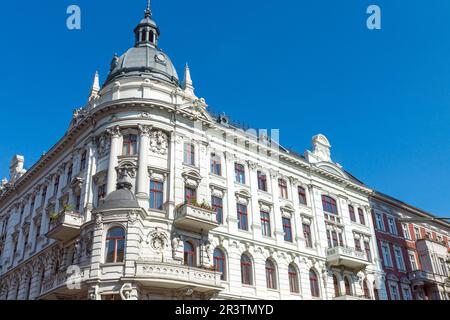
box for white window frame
[389,283,400,300]
[402,223,410,240]
[408,251,418,271]
[375,213,385,231]
[413,226,421,240]
[381,242,393,268]
[393,246,405,271]
[402,286,412,300]
[387,217,397,235]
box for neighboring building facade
[0,5,445,301]
[371,192,450,300]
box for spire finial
[145,0,152,18]
[183,63,195,96]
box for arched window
[309,269,320,298]
[265,260,277,289]
[344,276,352,295]
[122,134,138,156]
[149,30,155,44]
[333,274,340,297]
[363,280,371,299]
[213,248,226,280]
[241,254,253,285]
[288,264,299,293]
[278,179,288,199]
[105,227,126,263]
[322,195,338,215]
[210,153,222,176]
[184,241,196,267]
[184,143,195,166]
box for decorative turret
[134,0,160,47]
[9,155,26,184]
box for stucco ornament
[97,133,111,158]
[150,130,168,155]
[147,228,168,252]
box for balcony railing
[46,210,83,242]
[40,267,89,297]
[135,261,223,293]
[333,294,369,300]
[326,246,370,271]
[408,270,448,284]
[174,203,218,233]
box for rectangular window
[42,186,47,202]
[278,179,288,199]
[97,184,106,206]
[54,176,60,196]
[358,208,365,225]
[402,287,412,300]
[150,180,164,210]
[413,226,421,240]
[235,163,245,184]
[375,213,385,231]
[349,205,356,222]
[354,237,362,252]
[364,241,372,262]
[390,284,400,300]
[394,246,405,271]
[183,143,195,166]
[282,217,293,242]
[303,223,312,248]
[260,211,271,237]
[237,204,248,231]
[409,252,418,271]
[381,242,393,267]
[80,151,87,170]
[212,196,223,224]
[185,187,197,204]
[67,165,73,184]
[210,154,222,176]
[122,135,138,156]
[322,195,338,215]
[401,224,410,240]
[387,217,397,235]
[257,171,267,191]
[30,197,35,214]
[298,187,307,205]
[75,195,81,211]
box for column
[106,126,121,194]
[81,138,96,222]
[136,125,151,202]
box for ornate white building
[0,4,387,300]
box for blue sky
[0,1,449,217]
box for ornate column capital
[106,125,122,138]
[138,124,153,137]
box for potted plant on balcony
[49,212,59,222]
[62,204,72,213]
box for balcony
[174,203,218,233]
[46,210,83,242]
[408,270,447,285]
[326,246,370,271]
[40,267,89,298]
[135,261,223,294]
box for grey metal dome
[103,3,179,87]
[96,187,140,211]
[105,46,179,86]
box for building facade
[0,5,446,301]
[371,193,450,300]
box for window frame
[257,171,267,192]
[213,248,226,281]
[260,210,271,237]
[288,264,299,293]
[321,195,338,215]
[265,259,277,290]
[210,153,222,176]
[357,208,365,225]
[237,204,248,231]
[105,227,126,264]
[298,186,307,205]
[309,269,320,298]
[282,217,293,242]
[234,163,246,184]
[348,205,356,222]
[212,196,223,224]
[184,241,196,267]
[149,180,164,210]
[184,142,196,166]
[241,254,253,286]
[278,179,288,199]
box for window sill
[101,263,125,267]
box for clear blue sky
[0,1,449,217]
